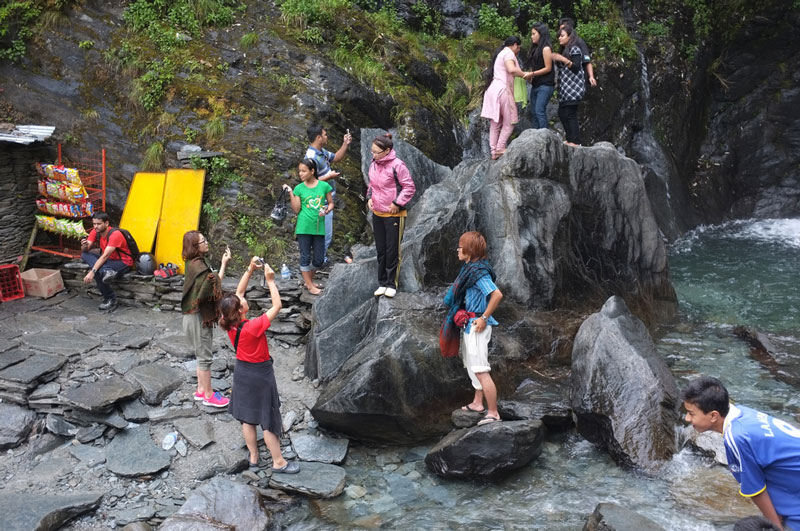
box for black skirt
[228,358,283,437]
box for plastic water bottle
[281,263,290,280]
[161,432,178,450]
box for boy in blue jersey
[305,124,352,264]
[441,231,503,426]
[682,376,800,530]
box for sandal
[477,415,501,426]
[461,404,485,413]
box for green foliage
[277,0,350,29]
[191,155,243,187]
[184,127,198,142]
[265,147,276,160]
[81,108,99,122]
[410,0,442,36]
[511,0,555,29]
[240,31,258,50]
[78,39,94,50]
[141,141,164,171]
[233,213,287,261]
[301,26,323,44]
[131,59,175,111]
[574,0,637,61]
[332,33,385,87]
[477,5,515,39]
[640,22,670,39]
[0,1,41,62]
[366,4,404,34]
[201,201,221,224]
[205,117,225,142]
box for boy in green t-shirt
[282,158,333,295]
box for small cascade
[631,52,683,239]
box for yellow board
[120,172,166,254]
[154,168,206,274]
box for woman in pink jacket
[367,132,416,298]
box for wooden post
[19,225,38,271]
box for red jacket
[367,150,416,213]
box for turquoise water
[281,219,800,530]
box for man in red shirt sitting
[81,212,134,311]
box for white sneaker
[374,286,387,297]
[384,287,396,298]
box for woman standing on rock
[218,257,299,474]
[440,231,503,426]
[282,158,333,295]
[552,25,586,146]
[481,36,533,160]
[526,22,555,129]
[367,132,416,298]
[181,231,230,408]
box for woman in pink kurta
[481,36,532,160]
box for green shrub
[301,26,323,44]
[240,32,258,49]
[141,141,164,171]
[573,0,637,61]
[205,117,225,142]
[132,60,175,110]
[0,1,42,62]
[410,0,442,36]
[477,5,515,39]
[277,0,350,29]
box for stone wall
[0,143,55,264]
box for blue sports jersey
[723,404,800,520]
[306,146,336,191]
[463,274,499,334]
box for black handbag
[270,188,288,223]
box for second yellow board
[154,168,205,274]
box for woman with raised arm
[218,258,299,474]
[526,22,555,130]
[181,231,230,408]
[481,36,533,160]
[551,25,586,146]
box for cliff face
[1,0,798,262]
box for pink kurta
[481,47,519,124]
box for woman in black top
[552,25,586,146]
[526,22,555,129]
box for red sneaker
[202,391,229,408]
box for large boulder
[570,296,680,469]
[424,419,546,480]
[309,130,677,443]
[0,491,104,531]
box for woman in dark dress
[219,257,299,474]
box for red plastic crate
[0,265,25,302]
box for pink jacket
[367,150,416,213]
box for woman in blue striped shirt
[441,231,504,426]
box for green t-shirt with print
[293,180,332,236]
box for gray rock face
[308,130,676,443]
[174,418,215,449]
[583,502,666,531]
[570,296,680,469]
[0,403,37,449]
[124,363,184,405]
[60,377,141,412]
[21,331,101,357]
[425,419,546,479]
[498,376,574,430]
[310,293,469,443]
[0,353,66,385]
[269,461,346,498]
[106,427,171,477]
[160,477,270,531]
[289,430,349,464]
[0,491,104,531]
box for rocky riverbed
[0,273,352,530]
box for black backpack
[107,227,141,262]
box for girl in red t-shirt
[219,257,299,474]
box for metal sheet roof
[0,125,55,145]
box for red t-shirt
[88,228,134,267]
[227,314,271,363]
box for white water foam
[726,218,800,248]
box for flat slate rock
[46,414,79,437]
[156,335,191,358]
[0,353,66,384]
[108,326,156,349]
[0,337,20,353]
[161,477,269,531]
[0,348,31,371]
[61,377,141,412]
[66,409,129,429]
[124,363,183,405]
[0,402,37,449]
[106,427,171,477]
[110,503,156,526]
[112,352,153,375]
[0,491,104,531]
[21,331,101,357]
[69,443,106,467]
[174,418,215,448]
[120,398,151,423]
[289,430,349,464]
[268,461,346,498]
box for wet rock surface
[160,477,271,530]
[0,402,37,449]
[424,419,546,480]
[583,502,666,531]
[289,429,349,464]
[269,461,347,498]
[570,296,680,469]
[0,491,105,531]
